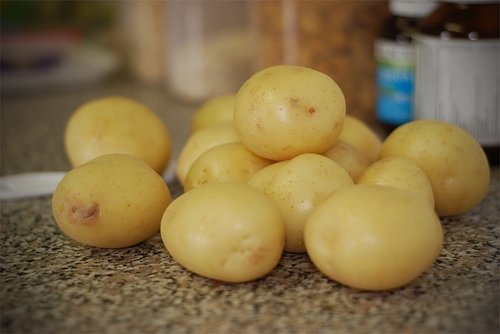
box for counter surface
[1,79,499,334]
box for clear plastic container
[165,1,254,103]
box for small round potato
[191,94,236,132]
[305,184,443,291]
[234,65,345,161]
[176,122,240,185]
[52,154,171,248]
[161,182,285,283]
[379,119,490,216]
[184,142,273,192]
[357,157,435,208]
[65,96,172,174]
[338,115,382,162]
[248,153,353,253]
[323,140,371,181]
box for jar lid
[389,0,438,18]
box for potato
[379,119,490,216]
[323,140,371,181]
[338,115,382,162]
[191,94,236,132]
[357,157,434,208]
[65,96,171,174]
[184,142,273,192]
[176,121,240,185]
[52,154,171,248]
[234,65,345,161]
[248,153,353,253]
[305,184,443,291]
[161,182,285,283]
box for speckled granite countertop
[1,79,499,334]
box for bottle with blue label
[375,0,437,128]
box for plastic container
[414,0,499,165]
[165,1,254,103]
[374,0,437,128]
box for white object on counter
[0,159,178,200]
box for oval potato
[52,154,171,248]
[191,94,236,132]
[161,182,285,283]
[176,121,240,184]
[184,142,273,192]
[323,140,371,181]
[65,96,172,174]
[357,156,434,208]
[234,65,345,161]
[379,119,490,216]
[338,115,382,162]
[305,184,443,291]
[248,153,353,253]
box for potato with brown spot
[52,154,171,248]
[234,65,345,161]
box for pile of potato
[52,65,490,291]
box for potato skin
[191,94,236,132]
[161,182,285,283]
[357,156,435,208]
[52,154,171,248]
[234,65,345,161]
[176,122,240,185]
[378,120,490,216]
[323,140,371,182]
[248,153,353,253]
[338,115,382,162]
[184,142,272,192]
[305,184,443,291]
[64,96,171,174]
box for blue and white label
[375,40,415,125]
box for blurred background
[0,0,389,124]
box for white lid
[389,0,438,17]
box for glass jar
[252,1,389,124]
[165,1,254,103]
[414,0,499,165]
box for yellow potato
[305,184,443,291]
[234,65,345,161]
[191,94,236,132]
[52,154,171,248]
[357,157,434,208]
[323,140,371,181]
[161,182,285,283]
[65,96,171,174]
[176,121,240,185]
[184,142,273,192]
[248,153,353,253]
[338,115,382,162]
[379,119,490,216]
